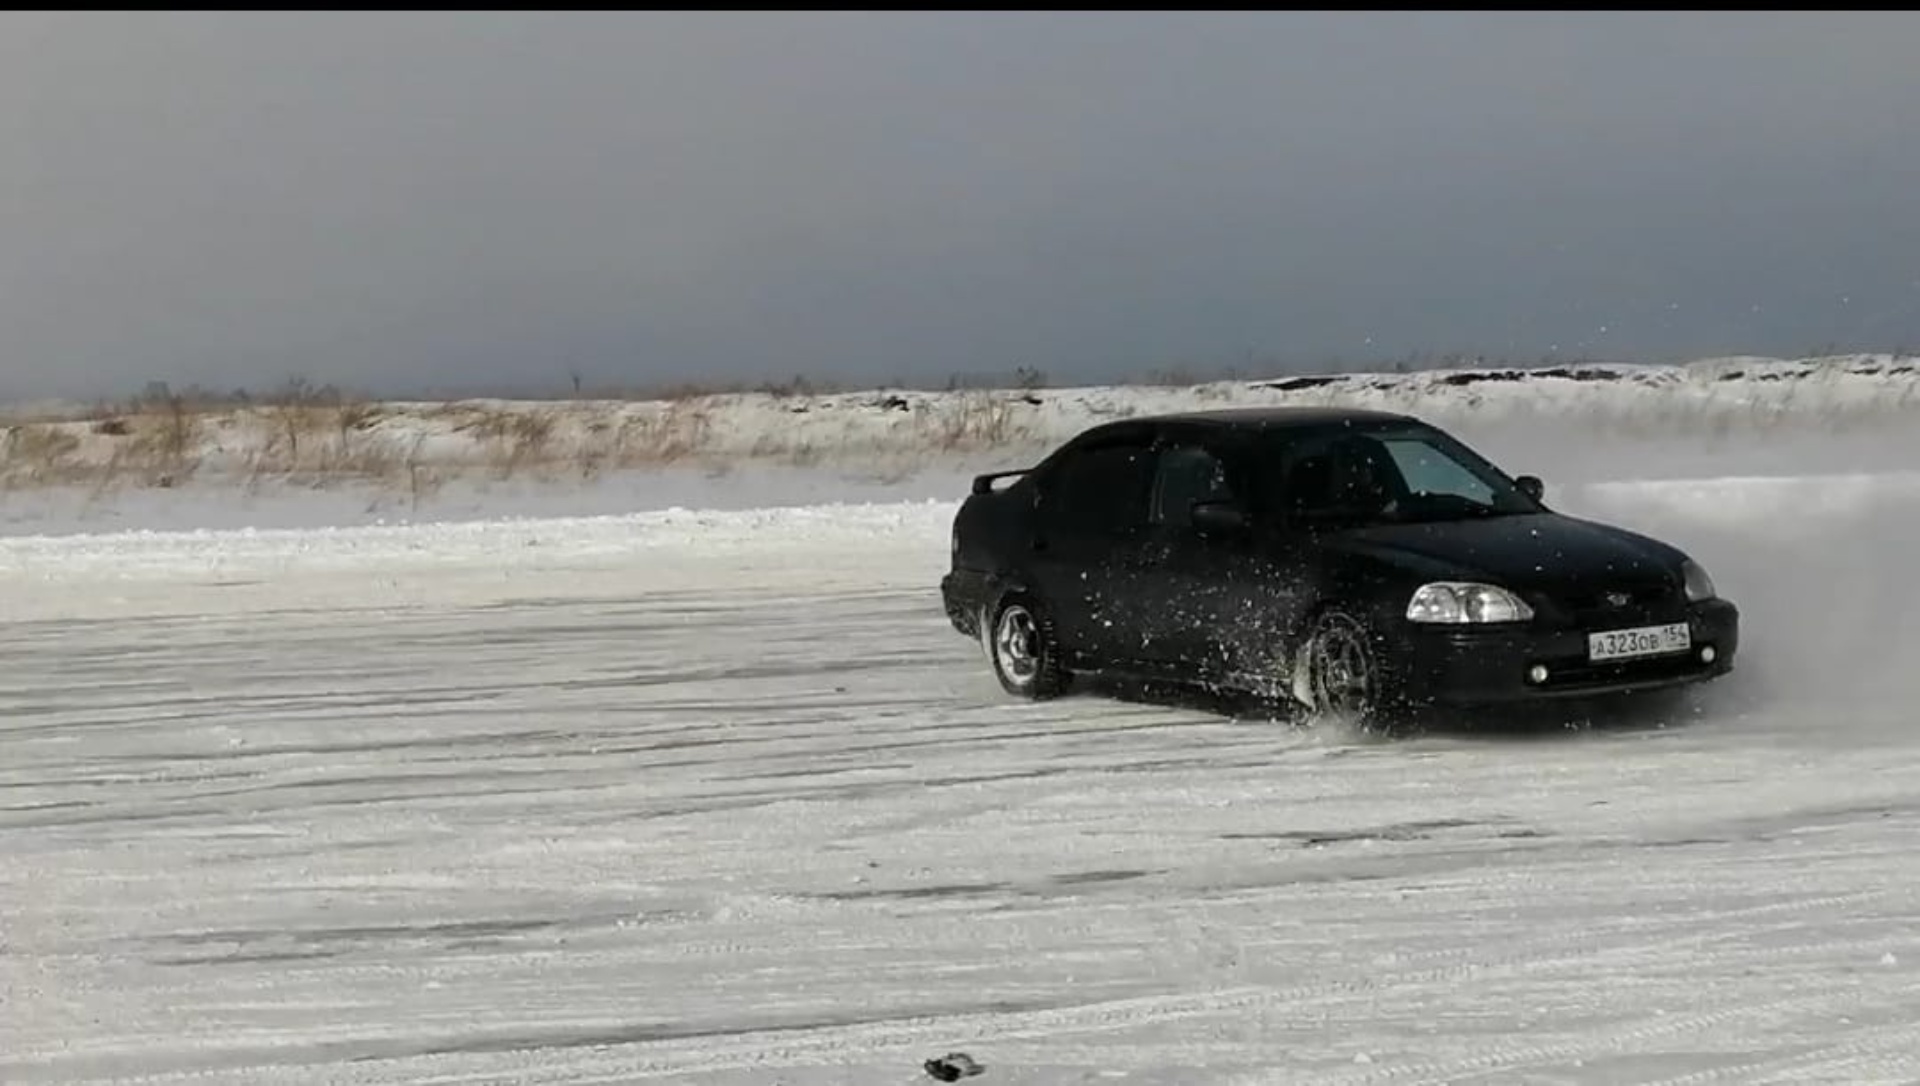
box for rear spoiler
[970,468,1031,496]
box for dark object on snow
[924,1052,985,1081]
[1255,374,1344,393]
[939,405,1739,730]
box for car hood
[1323,512,1687,596]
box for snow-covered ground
[7,390,1920,1082]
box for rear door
[1026,434,1159,668]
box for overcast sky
[6,11,1920,400]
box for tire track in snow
[1734,1024,1920,1085]
[588,885,1915,1079]
[1309,982,1911,1085]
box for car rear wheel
[987,596,1069,700]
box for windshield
[1253,422,1543,528]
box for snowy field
[8,370,1920,1083]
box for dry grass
[931,391,1024,451]
[413,397,719,482]
[465,407,560,479]
[258,389,393,479]
[117,405,203,488]
[0,424,83,487]
[596,400,716,472]
[23,393,208,493]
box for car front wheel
[986,595,1069,700]
[1301,607,1399,728]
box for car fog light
[1528,664,1549,684]
[1700,646,1716,664]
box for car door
[1025,434,1160,668]
[1120,438,1260,677]
[1136,434,1319,684]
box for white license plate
[1588,623,1692,663]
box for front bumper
[1389,598,1740,706]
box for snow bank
[2,352,1917,538]
[2,465,1911,627]
[0,500,959,583]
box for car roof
[1070,406,1420,446]
[1034,405,1432,473]
[1142,405,1418,429]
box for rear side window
[1040,442,1155,536]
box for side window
[1271,432,1403,521]
[1039,442,1155,536]
[1150,444,1236,528]
[1381,437,1495,505]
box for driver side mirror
[1516,475,1545,503]
[1190,500,1249,536]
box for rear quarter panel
[952,479,1036,577]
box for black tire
[985,594,1070,700]
[1298,606,1405,731]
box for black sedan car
[939,407,1738,725]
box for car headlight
[1682,559,1716,602]
[1406,582,1536,624]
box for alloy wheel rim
[994,605,1041,686]
[1311,616,1373,716]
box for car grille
[1559,581,1683,624]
